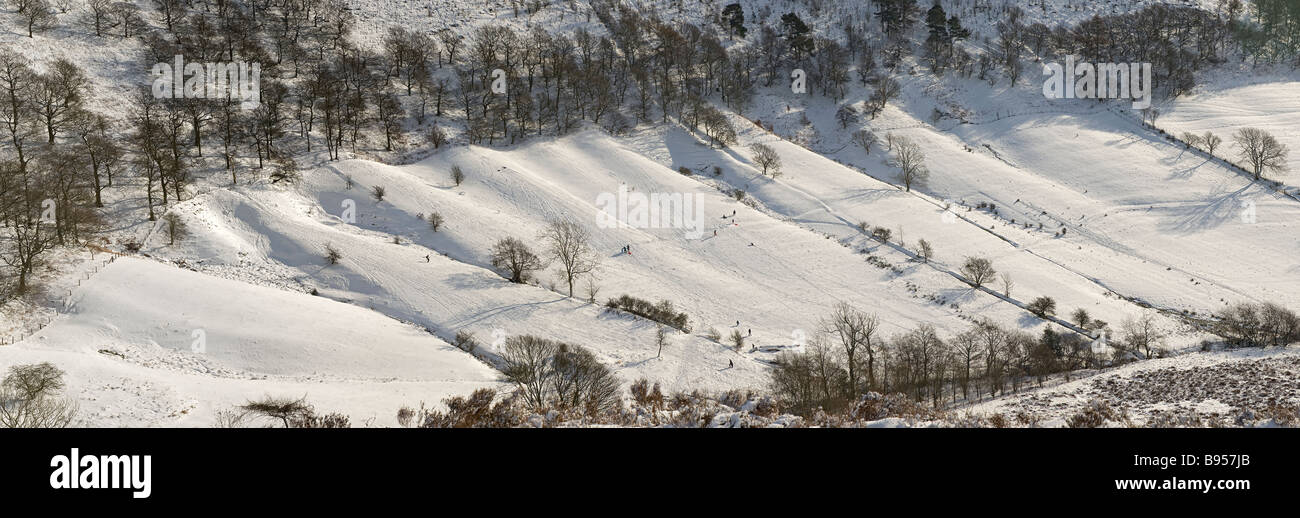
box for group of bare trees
[499,334,621,415]
[0,51,108,295]
[1211,301,1300,348]
[489,218,600,297]
[773,303,1117,415]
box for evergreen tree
[722,3,747,39]
[781,13,814,57]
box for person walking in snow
[747,329,751,337]
[728,360,734,368]
[425,254,430,262]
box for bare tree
[427,124,447,149]
[893,135,928,191]
[33,58,87,144]
[500,335,559,410]
[654,325,669,358]
[999,271,1014,297]
[374,91,404,151]
[84,0,113,37]
[538,219,598,297]
[950,328,982,400]
[1121,313,1165,359]
[1071,308,1091,328]
[109,2,144,39]
[851,129,877,153]
[962,256,996,288]
[500,335,620,415]
[450,165,465,186]
[749,142,781,177]
[1203,131,1222,155]
[700,106,737,148]
[1233,127,1289,180]
[0,362,77,428]
[583,275,600,304]
[163,212,186,245]
[821,302,880,393]
[20,0,57,37]
[867,76,900,118]
[428,211,444,232]
[916,238,933,263]
[490,237,543,283]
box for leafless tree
[583,274,600,304]
[821,302,880,393]
[654,325,669,358]
[893,136,929,192]
[1121,313,1165,359]
[950,328,982,400]
[1203,131,1222,154]
[538,219,598,297]
[84,0,113,37]
[20,0,57,37]
[374,91,404,151]
[33,58,87,144]
[428,124,447,149]
[851,129,877,154]
[1233,127,1289,180]
[0,362,77,428]
[962,256,996,288]
[163,212,186,245]
[916,238,933,263]
[749,142,781,177]
[490,236,543,283]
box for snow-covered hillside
[1,256,504,426]
[2,0,1297,428]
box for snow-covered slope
[2,257,504,426]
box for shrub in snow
[604,294,691,333]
